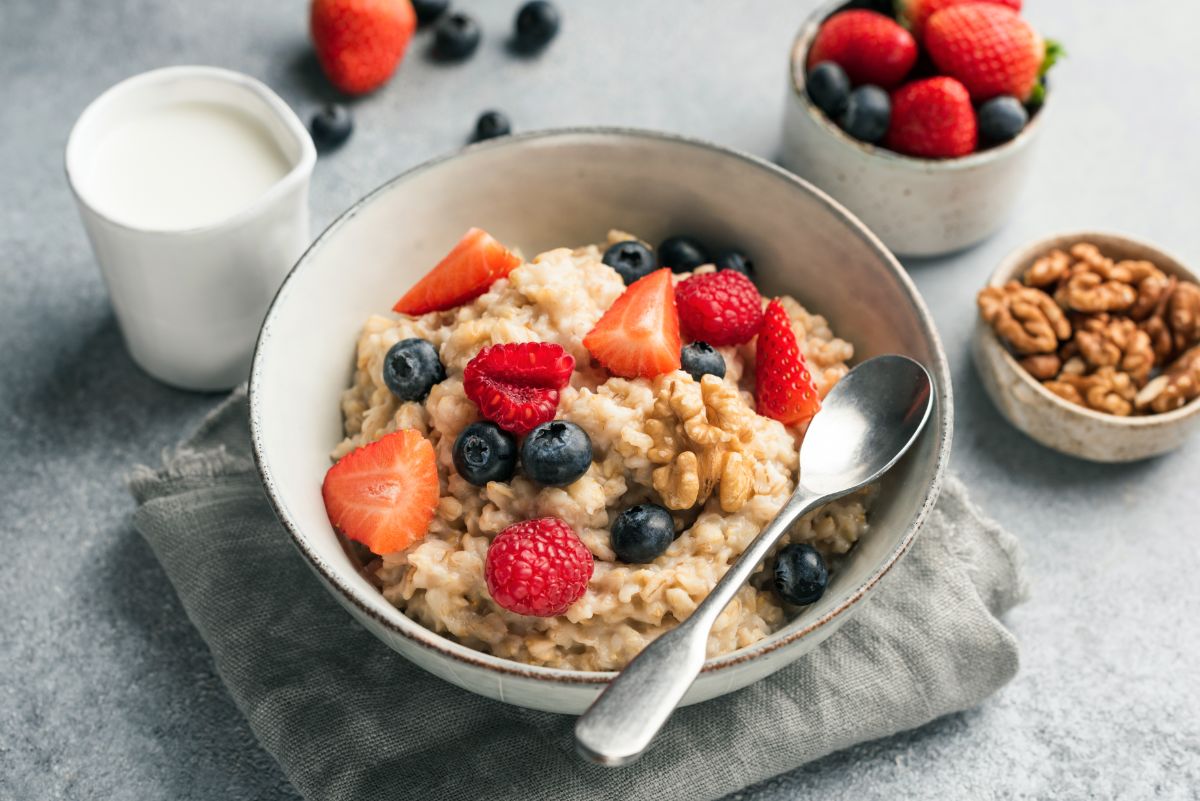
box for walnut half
[978,282,1071,354]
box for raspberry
[484,517,594,617]
[463,342,575,435]
[674,270,764,347]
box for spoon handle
[574,484,824,765]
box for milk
[85,101,292,230]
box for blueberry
[658,235,710,273]
[680,342,726,381]
[807,61,851,118]
[453,422,517,486]
[837,85,890,144]
[714,250,755,280]
[520,421,592,486]
[514,0,560,51]
[434,12,481,60]
[978,95,1029,145]
[411,0,449,26]
[610,503,675,563]
[773,544,829,606]
[474,110,511,141]
[602,240,657,285]
[310,105,353,152]
[382,338,445,401]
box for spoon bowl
[575,355,935,765]
[799,355,934,498]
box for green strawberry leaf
[1040,39,1065,77]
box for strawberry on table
[321,429,439,555]
[463,342,575,435]
[885,77,978,159]
[311,0,417,96]
[393,228,521,315]
[924,3,1047,102]
[806,10,918,89]
[583,268,682,379]
[756,299,822,427]
[898,0,1021,40]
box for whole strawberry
[311,0,417,95]
[806,10,917,89]
[924,3,1045,102]
[899,0,1021,40]
[485,517,594,617]
[886,77,978,159]
[755,300,821,427]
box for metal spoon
[574,354,935,766]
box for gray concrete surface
[2,0,1198,798]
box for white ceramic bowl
[250,128,952,713]
[973,230,1200,462]
[780,0,1047,258]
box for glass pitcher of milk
[66,66,316,391]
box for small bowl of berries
[781,0,1060,257]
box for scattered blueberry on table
[658,235,710,273]
[807,60,851,117]
[680,342,726,381]
[383,338,446,401]
[514,0,560,51]
[602,240,657,285]
[309,104,354,151]
[474,110,512,141]
[433,12,481,60]
[773,543,829,605]
[714,249,755,281]
[977,95,1029,144]
[521,421,593,486]
[610,503,676,563]
[411,0,449,27]
[453,422,517,486]
[838,85,890,144]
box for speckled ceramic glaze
[249,129,952,713]
[780,0,1046,258]
[973,231,1200,462]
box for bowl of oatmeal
[250,128,951,713]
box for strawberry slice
[756,299,822,426]
[321,429,439,555]
[393,228,521,315]
[583,268,682,379]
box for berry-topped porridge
[322,228,871,671]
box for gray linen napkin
[129,388,1028,801]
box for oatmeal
[328,230,868,671]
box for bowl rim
[248,126,954,685]
[981,229,1200,427]
[789,0,1047,172]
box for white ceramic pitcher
[66,66,316,391]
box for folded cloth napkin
[129,388,1027,801]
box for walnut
[1168,281,1200,353]
[1136,346,1200,413]
[1139,276,1178,365]
[1121,260,1172,320]
[1019,354,1062,380]
[1054,270,1137,314]
[645,374,762,511]
[1043,377,1085,406]
[718,452,753,513]
[652,451,700,510]
[1025,249,1071,288]
[1073,316,1154,386]
[978,282,1071,354]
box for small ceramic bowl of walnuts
[973,231,1200,462]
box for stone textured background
[2,1,1197,798]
